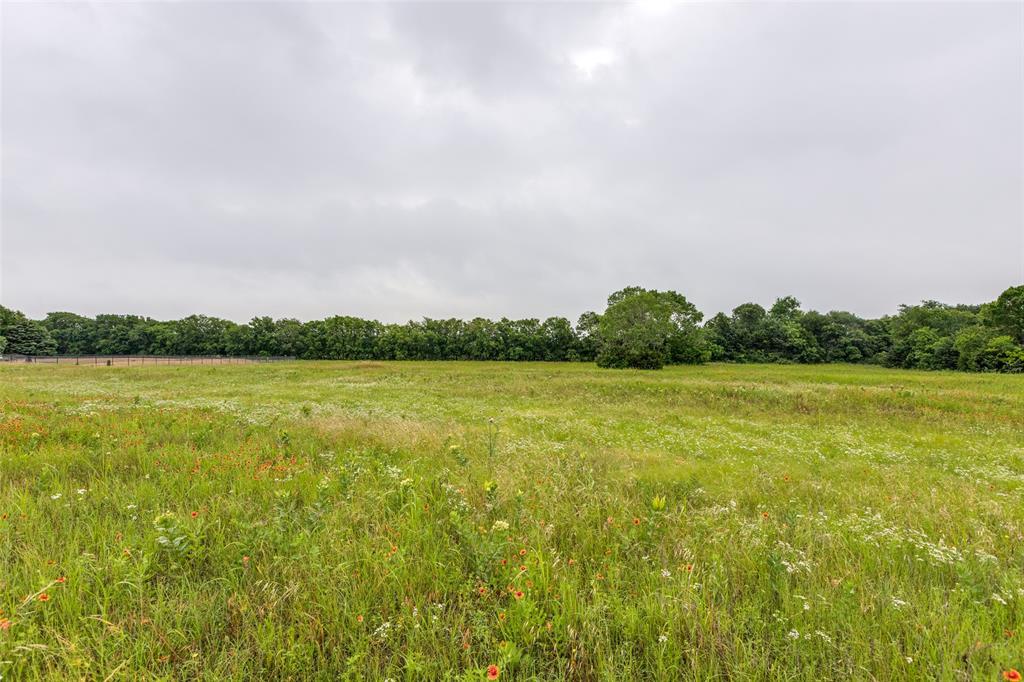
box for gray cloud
[2,1,1021,323]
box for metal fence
[0,354,295,366]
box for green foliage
[595,287,705,369]
[989,285,1024,343]
[0,315,57,355]
[2,284,1022,372]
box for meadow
[0,361,1021,680]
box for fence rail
[0,354,295,366]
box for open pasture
[0,361,1021,680]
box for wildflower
[761,511,770,520]
[190,511,199,519]
[38,593,50,602]
[633,517,641,526]
[786,629,799,640]
[491,520,509,532]
[1005,629,1015,638]
[519,548,527,557]
[661,569,671,578]
[568,559,576,567]
[479,587,487,596]
[498,612,506,621]
[0,618,11,631]
[514,590,524,600]
[658,634,668,643]
[685,563,694,573]
[242,555,250,566]
[50,493,62,501]
[356,615,364,623]
[545,621,552,631]
[55,576,66,584]
[606,516,614,525]
[500,559,508,567]
[487,664,500,680]
[1004,671,1022,682]
[519,565,527,572]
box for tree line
[1,285,1022,372]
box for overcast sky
[2,2,1021,323]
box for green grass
[0,361,1022,680]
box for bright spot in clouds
[570,47,617,79]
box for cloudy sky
[2,1,1021,323]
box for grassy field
[0,361,1021,680]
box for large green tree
[596,287,705,369]
[988,285,1024,344]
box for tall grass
[0,362,1021,680]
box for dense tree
[595,287,705,369]
[42,312,95,354]
[988,285,1024,344]
[1,285,1021,372]
[1,319,57,355]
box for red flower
[1004,671,1022,682]
[486,664,500,680]
[632,517,641,526]
[55,576,66,584]
[514,590,524,600]
[519,548,527,557]
[0,618,11,631]
[190,511,199,519]
[356,615,364,623]
[37,593,50,602]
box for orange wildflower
[0,618,10,631]
[356,615,364,623]
[514,590,524,600]
[37,593,50,602]
[55,576,66,584]
[487,664,500,680]
[633,517,641,526]
[1003,671,1022,682]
